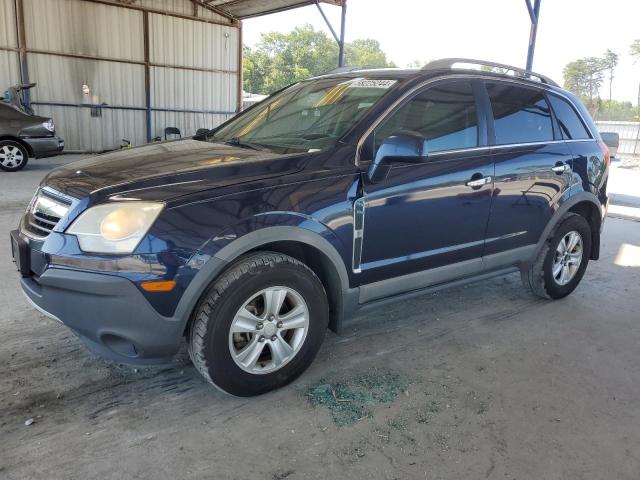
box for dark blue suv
[11,59,609,396]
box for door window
[374,81,479,154]
[547,94,591,140]
[486,83,554,145]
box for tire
[187,252,329,396]
[522,213,592,299]
[0,140,29,172]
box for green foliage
[345,39,396,69]
[592,99,638,121]
[630,39,640,114]
[603,49,619,70]
[243,25,395,94]
[406,60,428,68]
[561,48,640,115]
[480,65,510,74]
[602,49,619,101]
[631,39,640,59]
[563,57,606,106]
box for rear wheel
[0,140,29,172]
[188,252,329,396]
[522,213,592,299]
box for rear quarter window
[547,94,591,140]
[486,83,554,145]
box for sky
[243,0,640,104]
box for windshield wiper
[223,137,268,151]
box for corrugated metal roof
[206,0,342,19]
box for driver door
[356,80,494,301]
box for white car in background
[600,132,619,158]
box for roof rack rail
[422,58,558,87]
[322,66,362,75]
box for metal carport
[0,0,345,152]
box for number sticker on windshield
[347,79,397,89]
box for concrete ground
[1,155,640,480]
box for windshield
[210,77,397,153]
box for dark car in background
[11,59,608,396]
[1,87,64,172]
[600,131,619,158]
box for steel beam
[338,0,346,67]
[525,0,541,74]
[237,22,244,113]
[315,0,347,67]
[21,48,237,75]
[14,0,30,108]
[29,101,235,116]
[315,1,339,43]
[79,0,238,28]
[143,11,152,143]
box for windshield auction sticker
[347,79,397,89]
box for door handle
[551,163,570,174]
[465,176,492,188]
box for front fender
[170,216,352,336]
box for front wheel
[188,252,329,396]
[0,140,29,172]
[522,213,592,299]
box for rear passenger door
[482,81,574,267]
[546,93,596,191]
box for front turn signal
[140,280,176,292]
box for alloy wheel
[552,231,583,286]
[228,286,309,374]
[0,145,25,169]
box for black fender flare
[532,191,602,262]
[171,225,351,334]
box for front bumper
[23,136,64,158]
[20,267,184,364]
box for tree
[631,39,640,59]
[632,39,640,104]
[563,57,605,113]
[406,60,428,68]
[602,49,619,102]
[480,65,510,74]
[243,46,265,95]
[597,99,637,121]
[243,25,395,94]
[345,39,395,69]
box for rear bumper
[21,268,184,364]
[23,136,64,158]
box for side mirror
[367,131,429,183]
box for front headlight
[42,119,55,132]
[67,202,164,253]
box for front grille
[23,190,71,238]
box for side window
[486,83,553,145]
[374,81,479,154]
[547,94,591,140]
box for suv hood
[43,139,308,201]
